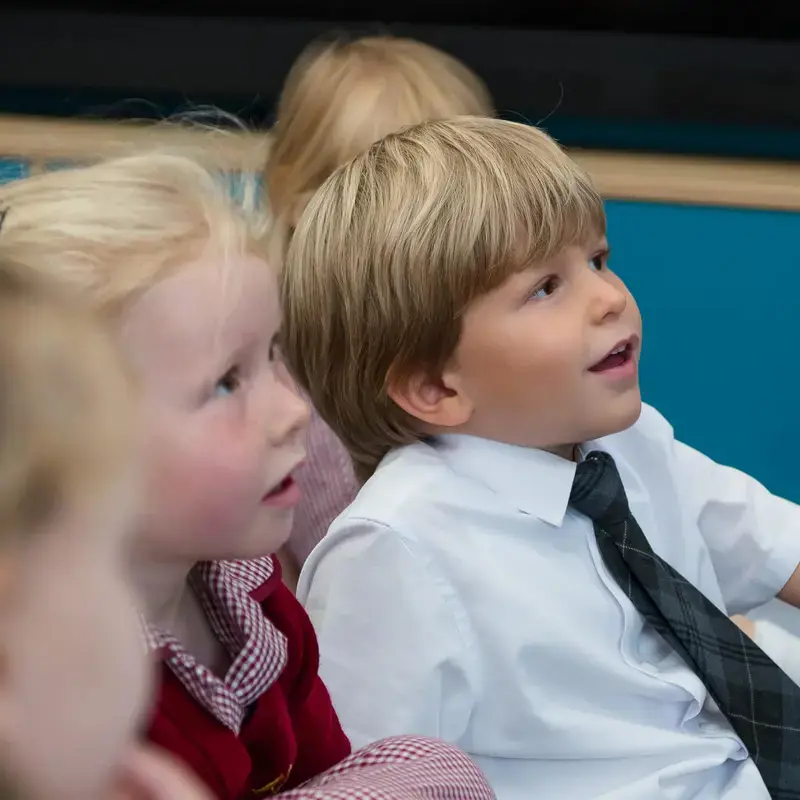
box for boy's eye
[529,277,559,301]
[590,251,608,271]
[213,366,241,398]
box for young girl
[267,34,495,577]
[0,152,495,800]
[0,253,210,800]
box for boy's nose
[588,275,628,322]
[267,367,311,447]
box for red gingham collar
[143,556,288,733]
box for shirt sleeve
[673,439,800,614]
[298,518,478,750]
[279,736,495,800]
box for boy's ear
[387,365,474,429]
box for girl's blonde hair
[282,117,605,481]
[0,151,268,316]
[266,35,494,228]
[0,255,134,538]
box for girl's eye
[529,277,560,301]
[213,366,241,398]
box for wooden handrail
[1,114,800,212]
[0,114,268,173]
[571,148,800,212]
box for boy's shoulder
[338,437,525,542]
[342,439,470,528]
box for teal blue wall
[607,200,799,503]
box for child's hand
[112,745,213,800]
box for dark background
[2,4,800,508]
[1,3,799,158]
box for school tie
[569,450,800,799]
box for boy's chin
[589,395,643,440]
[247,515,295,561]
[199,515,295,565]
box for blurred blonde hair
[282,117,605,481]
[0,255,134,538]
[266,35,494,229]
[0,151,268,317]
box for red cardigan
[146,566,351,799]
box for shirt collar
[141,556,277,650]
[140,556,287,732]
[433,434,580,527]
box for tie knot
[569,451,630,526]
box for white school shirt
[298,404,800,800]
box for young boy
[0,250,454,800]
[281,117,800,800]
[0,152,495,800]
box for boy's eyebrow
[514,238,610,277]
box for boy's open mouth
[261,467,304,508]
[265,475,294,498]
[589,339,635,372]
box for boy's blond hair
[265,35,494,228]
[281,117,606,481]
[0,152,268,317]
[0,256,134,538]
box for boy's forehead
[505,232,606,274]
[120,251,277,371]
[161,250,269,303]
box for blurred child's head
[0,153,309,567]
[282,117,642,480]
[0,256,146,800]
[266,34,494,229]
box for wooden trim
[1,114,800,212]
[0,115,269,173]
[571,149,800,212]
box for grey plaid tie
[570,450,800,799]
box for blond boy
[282,117,800,800]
